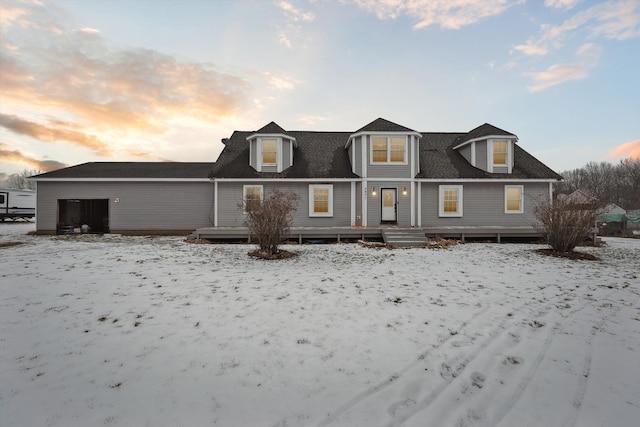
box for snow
[1,222,639,427]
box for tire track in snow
[562,299,620,427]
[318,278,608,427]
[488,288,619,427]
[315,304,492,427]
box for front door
[381,188,397,222]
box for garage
[57,199,109,234]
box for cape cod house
[30,118,562,243]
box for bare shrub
[534,197,602,253]
[243,189,298,257]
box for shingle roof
[255,121,288,135]
[416,133,562,180]
[210,131,358,179]
[31,162,214,179]
[210,123,561,180]
[454,123,516,147]
[354,118,417,133]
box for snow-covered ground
[1,222,639,427]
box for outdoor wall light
[371,187,377,196]
[402,187,408,195]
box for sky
[1,0,639,182]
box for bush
[243,190,298,256]
[534,197,602,253]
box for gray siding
[355,182,362,225]
[365,135,414,179]
[459,144,472,164]
[366,182,412,226]
[414,138,420,175]
[420,181,549,227]
[352,137,363,176]
[282,139,292,170]
[476,141,488,171]
[216,181,353,227]
[493,166,509,174]
[36,181,213,232]
[249,140,257,169]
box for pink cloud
[610,139,640,160]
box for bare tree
[4,169,41,190]
[244,189,298,257]
[534,197,603,253]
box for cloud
[296,115,330,126]
[264,73,298,91]
[610,139,640,160]
[515,0,640,57]
[0,0,253,160]
[0,142,68,172]
[544,0,580,9]
[275,1,315,22]
[526,42,600,91]
[0,114,112,155]
[346,0,522,30]
[527,63,590,92]
[274,1,315,49]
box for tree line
[555,158,640,210]
[1,169,40,190]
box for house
[30,118,562,241]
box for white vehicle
[0,188,36,221]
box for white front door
[381,188,397,222]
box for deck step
[381,228,426,248]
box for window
[243,185,263,213]
[439,185,463,217]
[262,139,277,165]
[371,136,406,164]
[0,195,4,204]
[493,140,508,166]
[505,185,523,213]
[372,137,388,162]
[309,184,333,217]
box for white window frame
[309,184,333,217]
[261,138,278,166]
[505,185,524,214]
[438,185,463,217]
[488,139,512,172]
[369,136,408,165]
[242,185,263,214]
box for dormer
[247,122,297,173]
[345,118,422,178]
[453,123,517,174]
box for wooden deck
[193,225,540,243]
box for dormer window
[246,122,296,173]
[371,136,407,164]
[493,140,508,166]
[261,138,277,165]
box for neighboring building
[30,118,562,240]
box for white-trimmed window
[492,140,508,166]
[439,185,463,217]
[243,185,263,213]
[262,138,277,165]
[505,185,524,213]
[371,136,407,164]
[309,184,333,217]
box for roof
[211,131,358,179]
[453,123,516,149]
[416,133,562,180]
[255,121,288,135]
[31,162,214,180]
[354,118,417,133]
[211,120,561,180]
